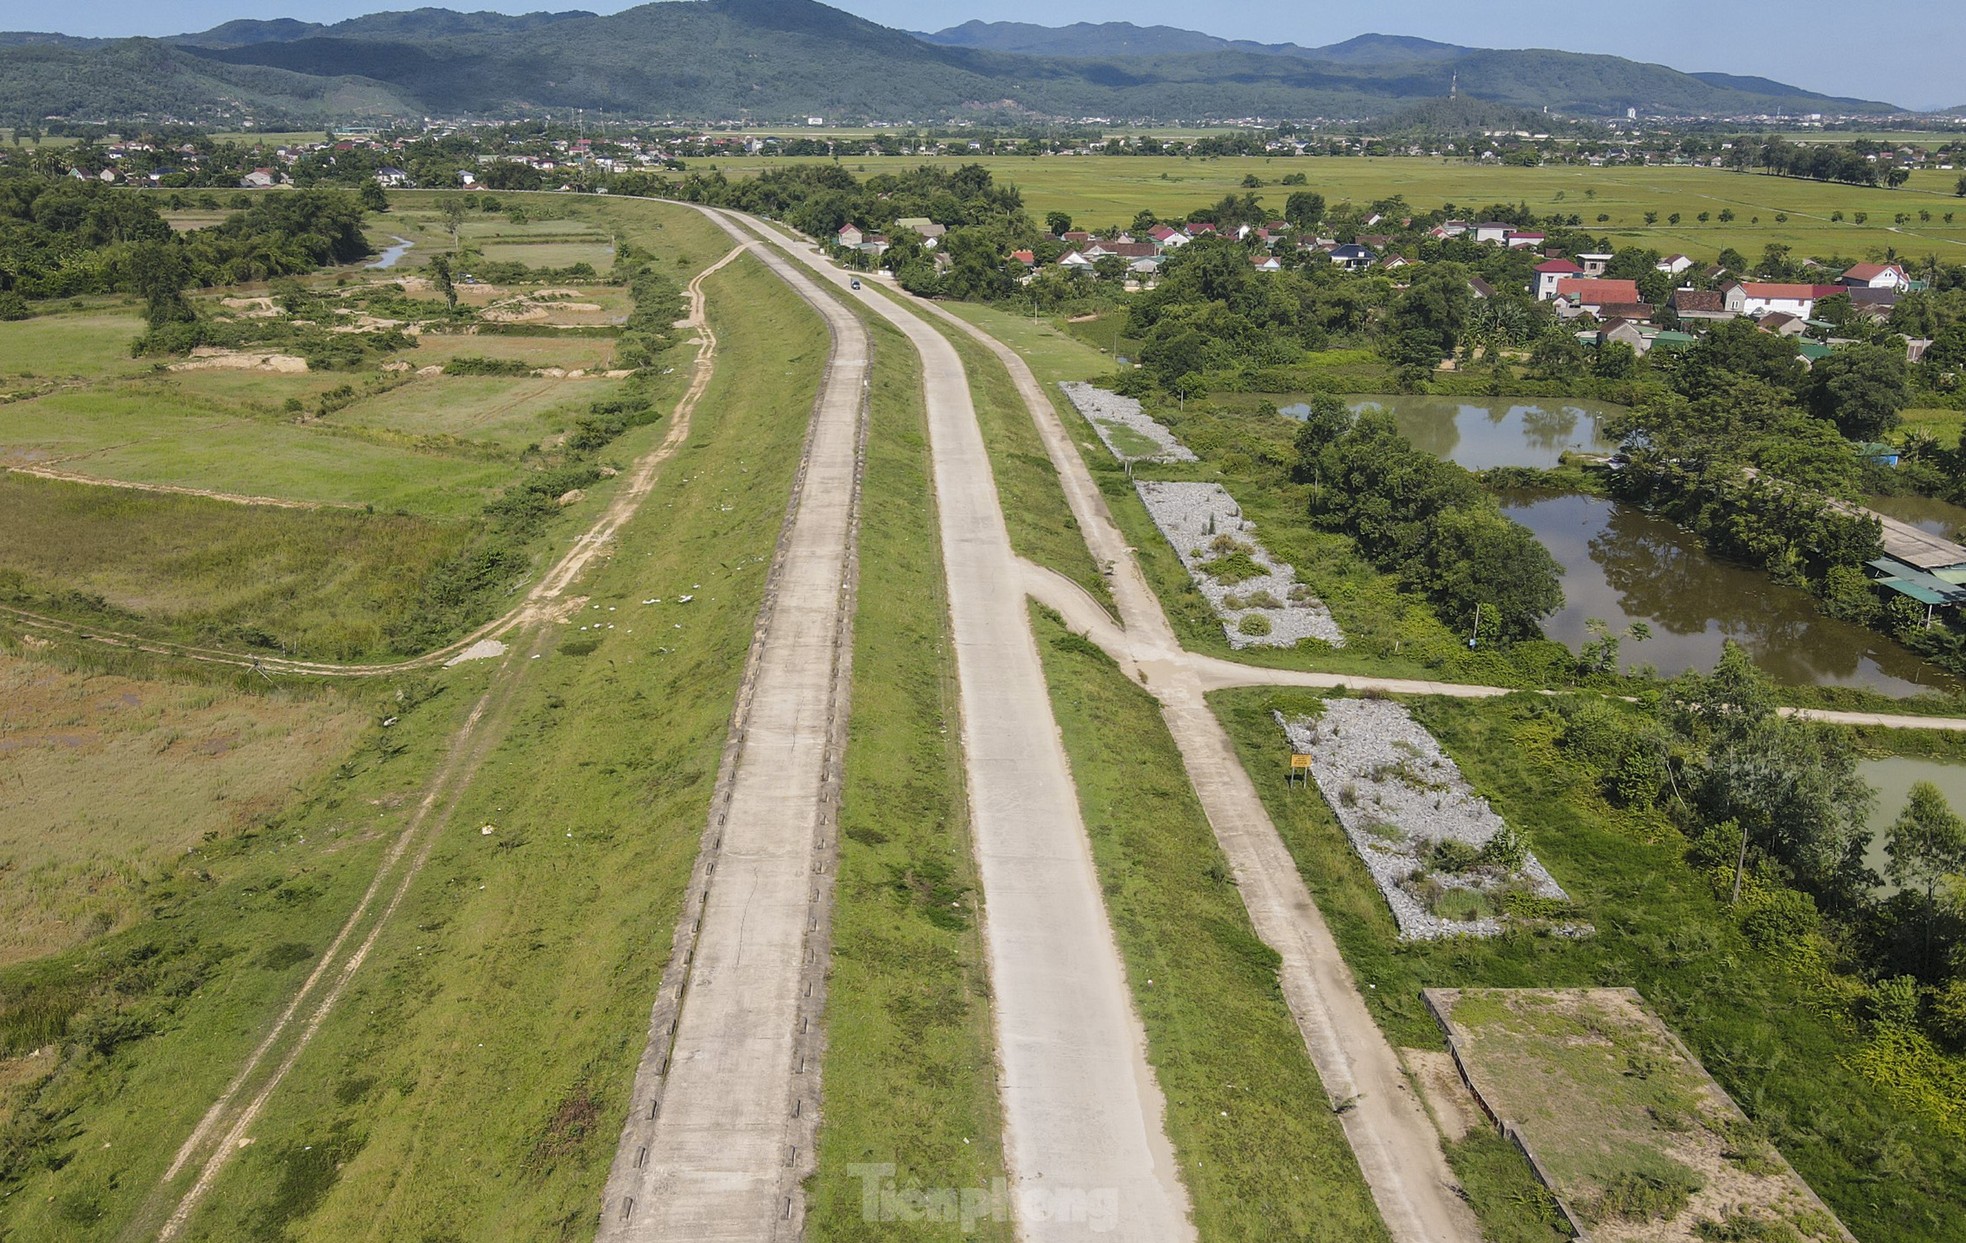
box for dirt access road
[597,209,867,1242]
[740,215,1197,1242]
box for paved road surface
[598,220,866,1241]
[739,217,1196,1242]
[916,298,1483,1242]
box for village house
[1471,222,1514,245]
[894,217,947,246]
[836,223,865,249]
[1656,254,1694,276]
[1576,253,1614,277]
[1506,230,1546,250]
[1553,278,1642,317]
[1669,289,1734,322]
[1535,258,1584,300]
[1728,281,1839,320]
[1841,262,1910,292]
[1328,243,1377,271]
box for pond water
[1501,492,1956,696]
[1859,756,1966,894]
[1866,492,1966,542]
[1291,396,1622,470]
[366,236,415,270]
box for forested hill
[0,0,1902,126]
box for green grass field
[681,155,1966,262]
[1,383,520,514]
[805,309,1011,1241]
[327,374,623,452]
[0,248,830,1240]
[0,648,365,966]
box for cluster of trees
[1561,646,1966,1052]
[1607,321,1966,674]
[0,176,370,303]
[1293,394,1564,641]
[1725,135,1915,188]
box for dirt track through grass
[141,243,751,1240]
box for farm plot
[1428,988,1855,1243]
[0,650,366,966]
[1280,698,1573,939]
[1058,381,1195,463]
[1135,479,1344,648]
[329,373,625,452]
[0,387,514,516]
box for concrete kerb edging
[1420,989,1594,1243]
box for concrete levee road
[910,297,1482,1242]
[736,217,1196,1242]
[598,219,867,1242]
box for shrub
[0,291,30,321]
[1475,825,1528,872]
[441,354,532,377]
[1738,887,1818,950]
[1237,613,1273,637]
[1593,1165,1700,1222]
[1430,838,1481,874]
[1203,549,1266,584]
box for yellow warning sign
[1289,754,1315,770]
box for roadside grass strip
[1032,605,1393,1243]
[805,313,1011,1242]
[1281,699,1577,940]
[929,319,1115,614]
[1134,480,1345,649]
[1058,382,1196,464]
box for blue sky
[33,1,1966,109]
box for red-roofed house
[1010,249,1036,267]
[837,223,865,248]
[1841,262,1910,292]
[1555,279,1642,314]
[1149,224,1188,249]
[1506,230,1546,250]
[1536,259,1584,300]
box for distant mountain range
[0,1,1904,127]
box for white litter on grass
[480,825,496,836]
[1280,699,1577,940]
[1134,481,1345,649]
[444,639,508,667]
[1059,382,1197,464]
[678,594,694,603]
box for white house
[1472,222,1513,245]
[1576,252,1613,277]
[836,223,865,248]
[1656,254,1694,276]
[1841,262,1910,292]
[1729,282,1835,320]
[1535,259,1583,301]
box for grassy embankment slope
[804,306,1011,1239]
[0,234,817,1239]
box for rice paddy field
[675,155,1966,261]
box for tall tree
[1885,782,1966,972]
